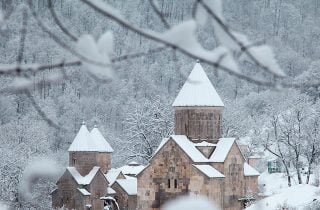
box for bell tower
[172,62,224,143]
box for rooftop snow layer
[194,141,217,147]
[153,136,237,163]
[169,135,209,162]
[68,124,113,152]
[77,188,91,196]
[243,163,260,176]
[192,164,225,178]
[117,164,145,176]
[105,168,122,186]
[89,127,114,152]
[115,178,137,195]
[67,166,100,185]
[209,138,236,162]
[172,62,224,107]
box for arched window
[174,179,178,188]
[168,179,170,188]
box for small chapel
[51,62,259,210]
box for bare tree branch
[149,0,170,29]
[47,0,78,41]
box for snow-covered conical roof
[172,62,224,107]
[89,127,114,152]
[68,124,113,152]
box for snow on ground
[259,171,316,196]
[246,184,320,210]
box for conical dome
[68,124,113,152]
[172,62,224,107]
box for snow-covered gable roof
[77,188,91,196]
[117,163,145,176]
[209,138,236,162]
[244,162,260,176]
[68,124,113,152]
[152,136,238,163]
[67,166,101,185]
[105,168,122,186]
[192,164,225,178]
[114,178,137,195]
[107,187,116,194]
[169,135,209,162]
[172,62,224,107]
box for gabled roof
[114,178,137,195]
[244,163,260,176]
[172,62,224,107]
[68,124,113,152]
[192,164,225,178]
[152,135,238,163]
[209,138,236,162]
[66,166,100,185]
[166,135,209,162]
[117,163,145,176]
[105,168,123,186]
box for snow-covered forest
[1,0,320,209]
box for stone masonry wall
[137,138,226,210]
[69,151,112,175]
[174,107,223,141]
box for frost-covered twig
[80,0,277,87]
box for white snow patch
[117,164,145,176]
[209,138,236,162]
[115,178,137,195]
[194,141,217,147]
[246,185,320,210]
[172,62,224,107]
[162,195,219,210]
[67,166,100,185]
[193,164,225,178]
[243,163,260,176]
[247,45,286,77]
[76,32,113,80]
[105,168,122,186]
[77,188,91,196]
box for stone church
[51,62,259,210]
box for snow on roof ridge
[115,178,137,195]
[67,166,100,185]
[209,138,236,162]
[244,162,260,176]
[172,62,224,107]
[105,168,122,186]
[68,124,114,152]
[117,164,145,176]
[192,164,225,178]
[170,135,209,162]
[194,141,217,147]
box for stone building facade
[52,62,259,210]
[136,62,260,210]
